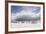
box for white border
[8,3,43,32]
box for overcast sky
[11,6,41,20]
[11,6,40,14]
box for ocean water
[11,20,41,28]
